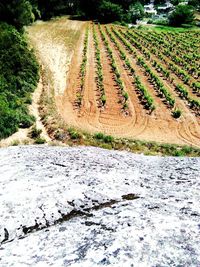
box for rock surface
[0,146,200,266]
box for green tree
[169,5,195,26]
[128,2,144,23]
[0,0,34,29]
[188,0,200,10]
[98,0,123,22]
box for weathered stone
[0,146,199,266]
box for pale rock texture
[0,146,199,266]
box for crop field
[28,18,200,147]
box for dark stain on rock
[122,193,139,201]
[1,194,140,245]
[1,228,9,244]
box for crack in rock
[1,194,139,246]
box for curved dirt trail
[27,18,200,147]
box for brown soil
[27,18,200,148]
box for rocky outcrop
[0,146,199,266]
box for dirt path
[0,75,51,147]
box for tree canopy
[169,4,195,26]
[0,0,34,29]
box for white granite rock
[0,146,199,266]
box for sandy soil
[27,18,200,148]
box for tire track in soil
[95,25,131,134]
[177,118,200,148]
[79,24,101,129]
[102,26,150,137]
[109,26,182,142]
[113,27,200,147]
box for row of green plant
[192,82,200,94]
[134,76,155,111]
[151,60,170,80]
[93,25,106,106]
[131,29,199,83]
[116,28,199,115]
[111,27,176,112]
[105,26,155,111]
[149,60,200,111]
[98,25,129,111]
[126,30,192,85]
[133,29,200,80]
[124,29,193,88]
[176,84,200,112]
[76,27,89,107]
[137,57,176,108]
[148,30,200,68]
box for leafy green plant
[29,126,42,139]
[103,135,114,143]
[0,23,39,140]
[68,128,81,140]
[101,95,106,105]
[172,108,182,118]
[94,132,105,140]
[34,137,46,144]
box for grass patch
[153,25,200,32]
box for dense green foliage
[128,2,144,24]
[0,0,34,30]
[169,5,195,26]
[0,0,198,24]
[0,23,39,139]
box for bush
[29,126,42,139]
[68,128,81,140]
[128,2,144,24]
[34,137,46,144]
[172,108,182,118]
[101,95,106,105]
[103,135,114,143]
[98,0,124,22]
[94,132,105,140]
[94,132,114,143]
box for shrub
[98,1,123,23]
[103,135,114,143]
[172,108,182,118]
[0,23,39,140]
[34,137,46,144]
[29,126,42,139]
[68,128,81,140]
[101,95,106,105]
[94,132,105,140]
